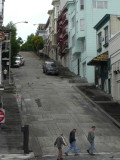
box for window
[80,19,85,31]
[81,38,86,52]
[72,35,75,47]
[104,26,108,44]
[93,0,108,9]
[80,0,84,10]
[56,6,59,16]
[97,32,102,49]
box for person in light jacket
[87,126,96,155]
[54,134,66,160]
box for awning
[87,52,108,66]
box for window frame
[92,0,108,9]
[80,0,84,10]
[104,26,109,44]
[97,32,102,49]
[80,19,85,31]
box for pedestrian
[3,68,7,80]
[54,133,67,160]
[65,129,79,156]
[87,126,96,155]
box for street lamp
[9,21,28,85]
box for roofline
[94,14,110,30]
[63,0,75,9]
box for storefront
[87,52,110,93]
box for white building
[109,32,120,101]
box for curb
[73,85,120,128]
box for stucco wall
[109,32,120,100]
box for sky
[3,0,53,41]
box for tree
[6,21,23,66]
[20,34,44,53]
[20,34,34,51]
[32,36,44,53]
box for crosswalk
[0,152,34,160]
[0,152,120,160]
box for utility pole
[0,31,5,86]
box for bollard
[21,125,29,154]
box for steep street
[12,51,120,160]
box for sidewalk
[75,84,120,128]
[56,62,120,128]
[0,78,34,159]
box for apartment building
[68,0,120,83]
[109,32,120,101]
[88,14,120,94]
[46,0,60,61]
[35,24,47,40]
[44,0,120,84]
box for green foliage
[20,34,44,53]
[6,21,23,66]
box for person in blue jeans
[87,126,96,155]
[65,129,79,156]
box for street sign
[0,109,5,123]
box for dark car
[42,61,59,75]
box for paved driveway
[12,52,120,159]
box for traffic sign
[0,109,5,123]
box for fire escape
[57,8,68,58]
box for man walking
[54,133,66,160]
[87,126,96,155]
[65,129,79,156]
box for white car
[20,57,25,66]
[14,57,22,67]
[14,56,25,67]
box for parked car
[42,61,59,75]
[14,57,22,67]
[20,57,25,66]
[14,56,25,67]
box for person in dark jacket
[65,129,79,156]
[54,134,66,160]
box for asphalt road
[12,51,120,160]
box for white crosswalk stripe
[0,152,34,160]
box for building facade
[46,0,60,61]
[88,14,120,94]
[109,32,120,101]
[35,24,47,40]
[68,0,120,83]
[44,0,120,84]
[57,7,69,67]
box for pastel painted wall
[69,0,120,83]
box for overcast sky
[3,0,53,41]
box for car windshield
[46,63,56,67]
[16,57,21,61]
